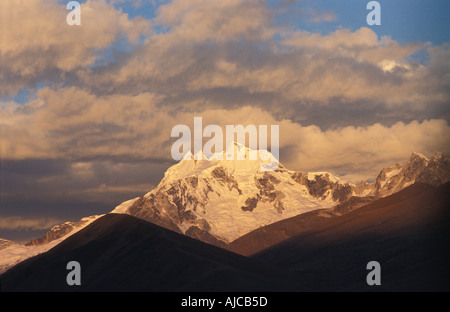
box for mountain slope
[0,215,102,275]
[0,214,294,292]
[253,182,450,291]
[228,196,374,256]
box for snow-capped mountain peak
[161,142,279,186]
[123,144,353,244]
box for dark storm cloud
[0,158,167,218]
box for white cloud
[2,86,449,182]
[279,119,450,182]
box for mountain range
[1,145,449,291]
[112,147,450,248]
[1,182,449,291]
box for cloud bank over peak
[2,86,449,183]
[1,0,449,163]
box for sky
[1,0,449,242]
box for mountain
[117,148,450,246]
[1,149,448,274]
[0,215,102,274]
[253,182,450,291]
[0,214,294,292]
[116,143,354,246]
[288,152,449,201]
[371,152,450,197]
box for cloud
[0,216,65,231]
[76,18,449,128]
[0,0,150,96]
[1,87,170,160]
[155,0,275,42]
[3,0,447,128]
[2,84,449,183]
[278,119,450,182]
[304,8,337,23]
[0,157,167,220]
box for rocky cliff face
[372,152,450,197]
[416,153,450,186]
[290,171,355,202]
